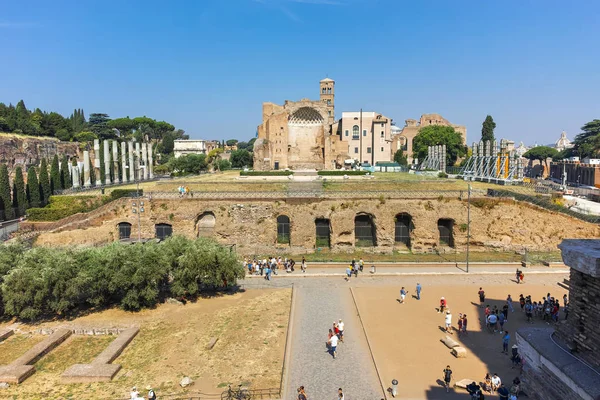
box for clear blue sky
[1,0,599,146]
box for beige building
[390,114,466,164]
[173,139,207,158]
[254,78,348,170]
[334,111,393,165]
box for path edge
[280,284,297,400]
[350,286,388,399]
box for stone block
[452,347,467,358]
[0,329,13,342]
[558,239,600,278]
[13,329,71,366]
[441,335,459,349]
[61,364,121,383]
[454,378,477,389]
[206,337,218,350]
[0,365,35,384]
[92,327,139,365]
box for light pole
[466,183,471,273]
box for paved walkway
[285,285,383,400]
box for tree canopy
[412,125,467,166]
[572,119,600,158]
[230,149,253,168]
[393,149,408,166]
[481,115,496,145]
[522,146,558,172]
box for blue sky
[1,0,599,145]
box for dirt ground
[353,274,568,400]
[0,288,291,400]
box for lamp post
[466,183,471,273]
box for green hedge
[27,195,109,221]
[317,170,369,176]
[240,170,293,176]
[110,188,143,200]
[0,237,244,320]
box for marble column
[93,139,101,184]
[83,151,91,187]
[135,142,141,180]
[142,143,148,180]
[441,144,446,172]
[121,142,128,183]
[128,142,135,182]
[72,162,80,188]
[104,140,111,185]
[148,144,154,179]
[112,140,120,183]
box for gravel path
[285,284,383,400]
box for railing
[113,387,280,400]
[220,387,281,400]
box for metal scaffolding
[460,139,523,184]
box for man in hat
[444,310,453,334]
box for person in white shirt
[488,313,498,332]
[130,387,139,400]
[445,311,453,334]
[337,319,345,342]
[328,333,339,358]
[491,373,502,393]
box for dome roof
[289,107,324,124]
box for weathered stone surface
[517,327,600,400]
[61,364,121,383]
[33,197,599,255]
[441,335,459,349]
[92,327,139,365]
[180,376,192,387]
[558,239,600,278]
[206,337,218,350]
[454,378,477,389]
[451,346,467,358]
[0,365,35,384]
[13,329,71,366]
[0,329,13,342]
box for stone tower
[320,77,335,124]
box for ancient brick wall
[34,197,599,256]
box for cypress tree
[39,158,51,205]
[88,155,96,186]
[60,155,71,189]
[0,164,14,221]
[13,166,26,216]
[26,167,40,208]
[99,141,106,184]
[50,154,61,192]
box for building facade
[550,160,600,187]
[253,78,348,170]
[173,140,207,158]
[334,111,393,165]
[390,114,466,164]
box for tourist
[442,365,453,393]
[502,331,510,354]
[130,386,140,399]
[466,381,482,398]
[519,294,525,312]
[353,263,359,278]
[525,301,533,323]
[491,373,501,393]
[478,287,485,307]
[345,265,352,281]
[297,386,307,400]
[416,282,422,300]
[338,387,345,400]
[481,373,492,393]
[461,314,468,335]
[328,330,339,359]
[326,328,334,349]
[457,313,463,334]
[507,294,514,313]
[563,293,568,307]
[333,321,340,338]
[337,319,344,342]
[264,265,271,281]
[487,312,498,333]
[515,269,521,284]
[444,310,453,334]
[301,256,307,273]
[399,287,407,303]
[502,304,509,321]
[359,258,364,272]
[511,377,521,397]
[148,388,156,400]
[439,297,447,313]
[498,311,506,333]
[511,345,522,369]
[519,270,524,283]
[497,383,510,400]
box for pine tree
[60,155,71,189]
[26,167,40,208]
[50,154,61,192]
[39,158,51,205]
[13,166,27,216]
[0,164,14,221]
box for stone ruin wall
[34,197,599,255]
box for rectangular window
[327,99,331,105]
[345,130,349,137]
[381,147,384,152]
[354,147,358,154]
[367,147,372,153]
[363,130,367,136]
[380,131,384,137]
[381,123,385,127]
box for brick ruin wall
[556,269,600,369]
[33,197,599,255]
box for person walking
[416,283,422,300]
[328,332,339,359]
[439,297,447,313]
[461,314,468,335]
[301,256,307,273]
[338,388,345,400]
[507,294,514,312]
[497,383,510,400]
[345,265,352,281]
[442,365,453,393]
[444,310,453,334]
[399,287,407,304]
[359,258,364,272]
[502,331,511,354]
[337,319,344,342]
[457,313,463,335]
[478,287,485,308]
[297,386,307,400]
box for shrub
[438,172,448,178]
[317,170,368,176]
[110,188,143,200]
[27,195,109,221]
[240,170,293,176]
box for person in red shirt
[462,314,468,335]
[439,297,447,313]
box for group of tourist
[345,258,364,280]
[177,185,191,197]
[326,319,345,359]
[520,292,568,323]
[244,256,307,279]
[130,386,156,400]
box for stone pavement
[284,285,383,400]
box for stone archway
[196,212,216,237]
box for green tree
[226,139,238,147]
[12,166,27,216]
[50,154,61,192]
[393,149,408,166]
[481,115,496,150]
[26,167,40,208]
[69,109,87,133]
[60,156,71,189]
[88,113,113,139]
[215,159,232,171]
[39,158,51,205]
[572,119,600,158]
[0,165,14,221]
[107,117,136,137]
[168,154,208,174]
[74,131,98,143]
[412,125,467,166]
[230,149,253,168]
[522,146,558,173]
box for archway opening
[155,223,173,240]
[438,218,454,247]
[277,215,290,244]
[197,211,216,237]
[355,214,376,247]
[315,218,331,248]
[394,213,413,248]
[118,222,132,240]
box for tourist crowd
[243,256,308,280]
